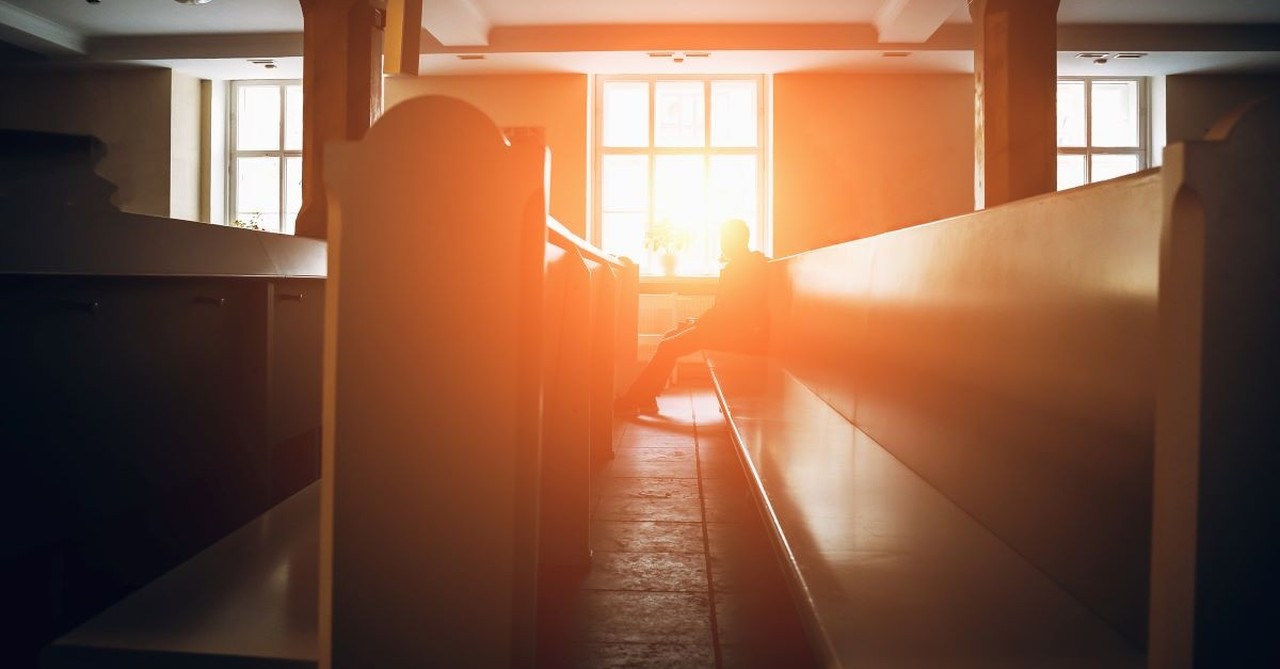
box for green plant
[643,219,691,255]
[230,212,264,231]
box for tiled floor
[537,382,817,669]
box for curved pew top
[547,215,628,271]
[0,127,325,279]
[0,210,326,279]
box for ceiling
[0,0,1278,79]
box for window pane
[1090,154,1141,182]
[1057,154,1086,190]
[653,155,706,275]
[1091,80,1139,147]
[654,81,705,147]
[709,155,756,224]
[1057,81,1086,148]
[285,85,303,151]
[236,85,281,151]
[711,81,756,147]
[654,155,706,227]
[284,156,302,235]
[601,155,648,211]
[603,81,648,147]
[236,156,280,229]
[601,211,646,266]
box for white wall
[170,71,202,222]
[201,79,227,226]
[0,67,175,217]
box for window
[594,75,768,276]
[229,80,302,233]
[1056,77,1147,190]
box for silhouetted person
[617,219,769,414]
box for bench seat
[705,352,1143,669]
[42,484,319,669]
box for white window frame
[227,79,302,233]
[1057,76,1149,187]
[592,74,771,276]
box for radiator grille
[637,293,716,334]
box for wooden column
[970,0,1060,209]
[295,0,385,240]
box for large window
[1056,77,1147,190]
[229,80,302,234]
[594,75,768,276]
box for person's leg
[619,325,706,408]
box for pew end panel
[1149,94,1280,668]
[323,95,547,667]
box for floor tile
[594,476,700,500]
[583,551,708,592]
[569,642,715,669]
[594,495,703,523]
[575,590,714,646]
[591,521,705,554]
[606,446,698,479]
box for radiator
[636,293,717,376]
[637,293,716,335]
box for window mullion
[647,80,656,237]
[279,83,288,234]
[1084,80,1093,183]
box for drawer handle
[278,292,304,302]
[194,295,226,307]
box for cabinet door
[267,278,324,503]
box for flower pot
[660,252,679,276]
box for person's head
[719,219,751,262]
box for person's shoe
[614,395,660,415]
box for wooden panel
[770,172,1163,645]
[322,95,545,667]
[540,244,592,566]
[268,279,325,505]
[1150,96,1280,668]
[0,276,272,667]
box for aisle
[537,383,815,669]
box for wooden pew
[542,217,638,567]
[39,97,638,668]
[321,95,637,666]
[0,130,325,669]
[707,96,1280,668]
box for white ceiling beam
[0,0,86,55]
[874,0,969,43]
[422,0,490,47]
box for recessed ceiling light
[456,54,485,60]
[1114,52,1148,59]
[647,52,675,58]
[1075,52,1108,59]
[248,59,276,69]
[174,0,215,5]
[882,51,912,58]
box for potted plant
[643,218,691,276]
